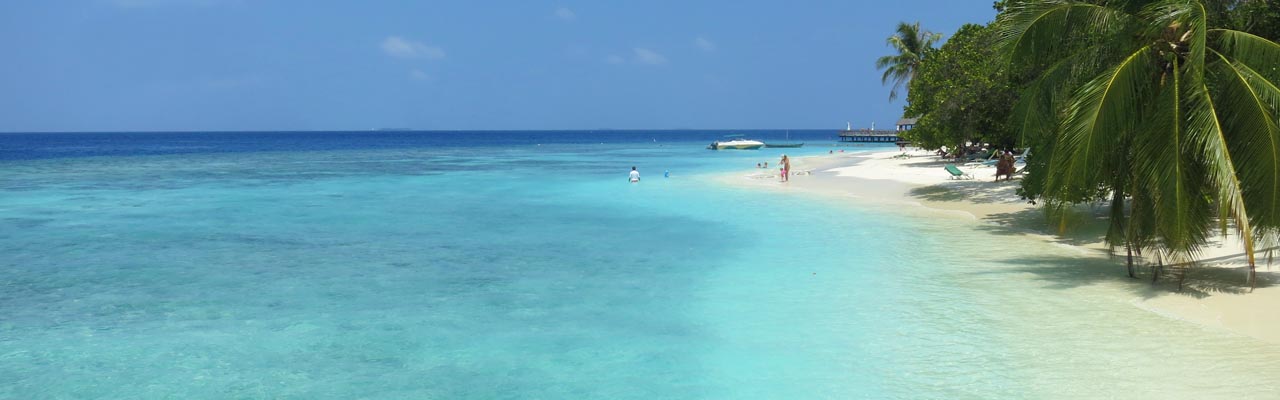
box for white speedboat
[708,135,765,150]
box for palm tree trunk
[1151,256,1162,286]
[1177,267,1187,292]
[1126,243,1136,278]
[1249,261,1256,292]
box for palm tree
[996,0,1280,289]
[875,21,942,101]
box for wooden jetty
[838,118,916,145]
[838,128,900,143]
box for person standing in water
[780,155,791,182]
[629,166,640,183]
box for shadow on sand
[987,254,1275,299]
[910,181,1112,247]
[911,178,1276,299]
[907,173,1025,203]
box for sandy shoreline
[719,148,1280,345]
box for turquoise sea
[3,131,1279,399]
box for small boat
[765,130,804,148]
[708,134,765,150]
[765,142,804,148]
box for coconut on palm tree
[997,0,1280,289]
[875,21,942,101]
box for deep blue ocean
[3,130,1279,399]
[0,130,843,161]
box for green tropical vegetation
[874,21,942,101]
[891,0,1280,289]
[901,23,1017,152]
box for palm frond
[1047,47,1155,200]
[1105,152,1131,251]
[1010,41,1127,147]
[1128,172,1158,254]
[994,0,1132,66]
[1208,49,1280,230]
[876,21,938,102]
[1133,57,1211,260]
[1212,29,1280,83]
[1183,63,1256,269]
[895,22,921,55]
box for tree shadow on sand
[980,251,1276,300]
[908,179,1021,204]
[1173,264,1275,298]
[910,177,1280,299]
[910,182,1114,247]
[979,207,1113,247]
[895,158,955,169]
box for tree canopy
[875,22,942,101]
[995,0,1280,287]
[896,0,1280,287]
[901,23,1018,151]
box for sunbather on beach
[995,151,1015,181]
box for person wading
[780,155,791,182]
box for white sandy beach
[722,148,1280,345]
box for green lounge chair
[945,164,973,180]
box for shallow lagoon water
[2,132,1279,398]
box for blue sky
[0,1,997,132]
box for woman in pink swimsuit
[780,155,790,182]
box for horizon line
[0,127,857,134]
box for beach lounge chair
[1011,148,1030,174]
[945,164,973,180]
[999,148,1028,164]
[965,152,1000,167]
[967,148,1029,167]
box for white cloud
[632,48,668,65]
[381,36,445,59]
[554,7,576,21]
[695,36,716,52]
[605,55,626,64]
[409,69,430,81]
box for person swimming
[629,166,640,183]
